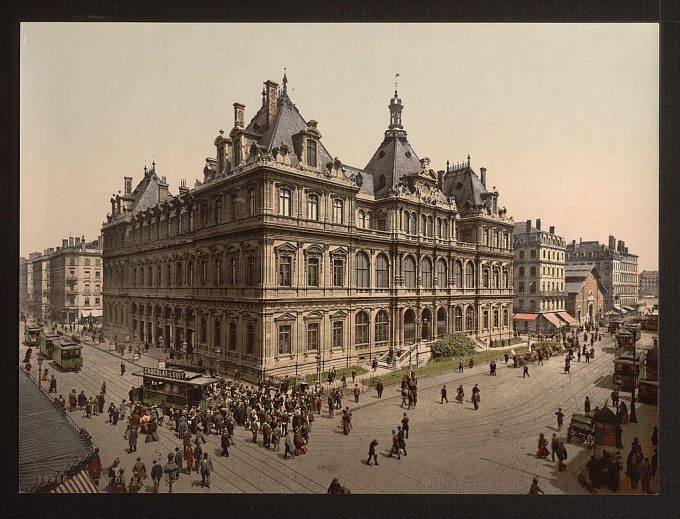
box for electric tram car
[24,325,43,347]
[53,340,83,371]
[39,331,61,359]
[132,365,219,412]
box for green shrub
[430,333,476,359]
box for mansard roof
[364,128,423,198]
[128,169,170,214]
[441,165,490,215]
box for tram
[24,325,43,346]
[132,366,219,412]
[612,350,646,393]
[39,332,61,359]
[53,340,83,371]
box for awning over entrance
[542,312,563,327]
[50,468,99,493]
[557,312,578,326]
[513,313,538,321]
[85,309,103,318]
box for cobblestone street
[20,326,658,494]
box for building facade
[512,220,572,334]
[565,265,607,325]
[31,249,54,322]
[101,76,515,379]
[49,237,103,325]
[565,235,638,311]
[19,257,31,315]
[639,270,658,298]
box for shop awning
[86,309,103,318]
[513,313,538,321]
[557,312,578,325]
[542,312,564,327]
[622,306,635,312]
[50,468,99,493]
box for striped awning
[557,312,578,325]
[542,312,564,327]
[50,469,99,493]
[513,313,538,321]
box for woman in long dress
[342,410,351,435]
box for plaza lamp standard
[629,332,638,423]
[316,353,321,385]
[37,354,43,387]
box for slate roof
[564,264,608,295]
[344,165,374,196]
[129,171,169,214]
[364,129,422,198]
[248,94,334,169]
[19,368,96,492]
[441,166,490,214]
[565,281,586,294]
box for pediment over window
[304,311,324,321]
[330,310,348,319]
[305,244,324,255]
[274,312,297,322]
[330,247,348,257]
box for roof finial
[282,67,288,96]
[394,73,400,95]
[144,160,148,174]
[446,159,450,173]
[467,153,470,167]
[262,86,267,105]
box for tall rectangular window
[333,259,344,287]
[483,310,489,330]
[279,188,291,216]
[200,318,207,343]
[215,258,222,285]
[247,256,256,286]
[246,325,254,354]
[332,198,343,223]
[231,194,238,220]
[229,322,237,351]
[213,320,221,348]
[307,257,319,287]
[307,322,319,350]
[307,139,317,167]
[278,325,292,354]
[249,188,256,215]
[230,258,237,286]
[332,321,343,349]
[307,194,319,221]
[279,256,292,286]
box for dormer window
[306,139,317,167]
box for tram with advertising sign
[53,340,83,371]
[132,366,219,412]
[39,331,61,359]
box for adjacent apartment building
[512,220,575,334]
[565,236,638,312]
[639,270,659,298]
[31,249,54,322]
[565,264,607,326]
[19,257,31,315]
[101,75,515,379]
[49,236,103,325]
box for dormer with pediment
[229,102,262,169]
[292,120,322,171]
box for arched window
[443,220,448,239]
[454,261,463,288]
[404,309,416,344]
[426,216,433,237]
[466,262,475,288]
[279,188,291,216]
[437,259,447,288]
[365,211,371,229]
[483,228,489,245]
[376,254,389,288]
[437,219,443,238]
[483,268,489,288]
[355,311,369,347]
[307,193,319,221]
[402,211,409,233]
[493,230,499,248]
[333,198,344,223]
[454,306,463,331]
[404,256,416,288]
[493,269,499,288]
[503,269,509,289]
[409,213,417,235]
[375,310,389,343]
[422,257,433,288]
[421,215,427,235]
[466,306,475,331]
[355,252,370,287]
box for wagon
[24,325,43,347]
[567,412,594,447]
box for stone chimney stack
[437,170,444,191]
[158,177,169,203]
[178,179,189,196]
[480,167,487,188]
[75,237,81,247]
[536,219,541,231]
[69,236,74,247]
[617,240,624,252]
[264,80,279,128]
[526,220,531,233]
[124,177,132,196]
[233,103,245,129]
[62,239,68,249]
[609,235,616,250]
[549,226,555,234]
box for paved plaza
[19,326,658,494]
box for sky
[20,23,659,270]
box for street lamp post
[629,332,638,423]
[37,355,43,388]
[316,353,321,386]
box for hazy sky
[20,23,658,270]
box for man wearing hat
[132,456,147,482]
[128,425,138,453]
[173,447,183,478]
[555,408,564,431]
[151,459,163,493]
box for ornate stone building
[101,75,514,379]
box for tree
[430,333,476,359]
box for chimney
[124,177,132,196]
[437,170,444,191]
[536,219,541,231]
[75,237,81,246]
[617,240,623,252]
[158,183,168,203]
[480,167,487,188]
[609,235,616,250]
[264,80,279,128]
[62,239,68,249]
[625,247,629,253]
[572,240,576,248]
[549,226,555,234]
[68,236,74,247]
[621,240,626,251]
[526,220,531,233]
[56,247,61,252]
[233,102,245,129]
[178,179,189,196]
[579,237,582,245]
